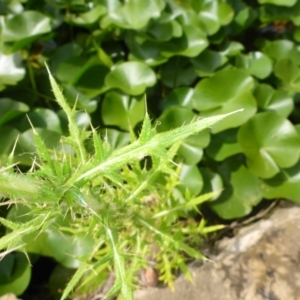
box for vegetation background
[1,0,300,299]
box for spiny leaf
[61,262,89,300]
[45,63,87,164]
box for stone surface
[134,202,300,300]
[0,294,19,300]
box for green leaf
[102,91,145,131]
[0,52,25,90]
[160,87,194,110]
[258,0,297,6]
[15,128,63,166]
[105,62,156,95]
[0,127,19,158]
[47,230,94,269]
[0,252,31,296]
[254,84,294,118]
[199,1,234,35]
[161,25,208,57]
[67,110,242,184]
[20,108,62,133]
[1,11,52,51]
[235,51,272,79]
[191,49,227,77]
[238,112,300,179]
[261,160,300,202]
[178,164,203,196]
[208,163,262,219]
[157,106,210,164]
[206,128,242,161]
[46,64,87,163]
[101,0,164,29]
[193,69,257,133]
[65,5,107,27]
[263,40,300,64]
[60,262,88,300]
[0,98,29,126]
[200,168,223,200]
[160,57,198,88]
[274,59,300,93]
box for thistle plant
[0,66,241,300]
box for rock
[0,294,19,300]
[134,202,300,300]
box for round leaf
[238,112,300,178]
[261,160,300,202]
[258,0,297,6]
[193,69,257,133]
[15,128,63,166]
[178,164,203,196]
[160,87,194,110]
[161,25,208,57]
[191,49,227,77]
[200,168,223,200]
[199,1,234,35]
[0,126,19,157]
[206,128,242,161]
[274,59,300,93]
[157,106,210,164]
[102,91,145,131]
[48,230,94,268]
[0,253,31,296]
[1,11,51,51]
[160,57,198,88]
[0,52,25,90]
[101,0,164,29]
[0,98,29,126]
[263,40,300,64]
[235,52,272,79]
[254,84,294,118]
[20,108,62,133]
[208,163,262,219]
[105,62,156,95]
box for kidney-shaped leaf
[238,112,300,179]
[48,229,94,269]
[208,163,262,219]
[258,0,297,6]
[157,106,210,164]
[15,128,63,166]
[0,98,29,126]
[0,252,31,296]
[261,160,300,202]
[20,108,62,133]
[1,11,52,51]
[235,51,272,79]
[161,25,208,57]
[254,84,293,118]
[206,128,242,161]
[274,59,300,93]
[263,40,300,64]
[0,52,25,90]
[102,91,145,131]
[160,87,194,110]
[199,1,234,35]
[178,164,203,196]
[101,0,164,29]
[160,57,198,88]
[193,69,257,133]
[105,62,156,95]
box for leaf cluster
[0,68,236,299]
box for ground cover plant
[2,0,300,298]
[0,67,239,299]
